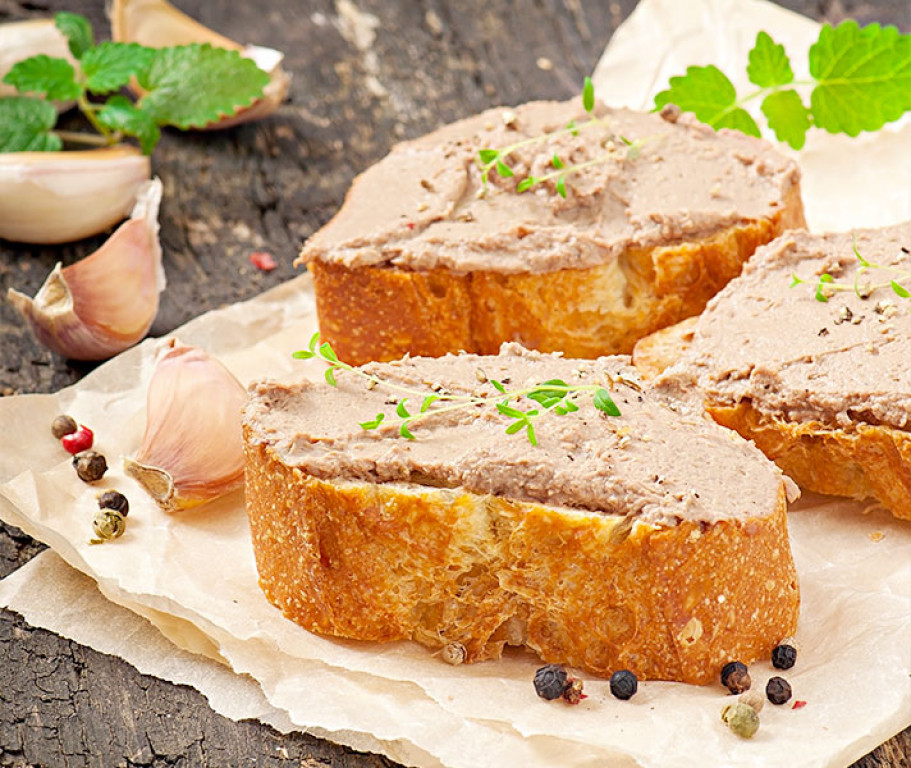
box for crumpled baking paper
[1,0,910,766]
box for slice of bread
[243,345,799,684]
[637,223,911,520]
[299,100,805,365]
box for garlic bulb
[0,145,151,244]
[124,339,246,512]
[0,19,74,107]
[110,0,290,129]
[8,177,164,361]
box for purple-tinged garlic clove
[109,0,289,129]
[7,177,163,361]
[123,339,246,512]
[0,145,151,244]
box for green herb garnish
[293,333,622,446]
[0,12,270,155]
[655,21,911,150]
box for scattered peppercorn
[51,414,78,439]
[721,702,760,739]
[61,425,94,454]
[90,509,126,544]
[440,641,466,665]
[771,643,797,670]
[766,676,792,705]
[534,664,568,701]
[97,490,129,517]
[562,675,585,705]
[738,689,765,714]
[609,669,638,700]
[721,661,751,694]
[73,451,107,483]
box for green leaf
[582,76,595,113]
[396,399,411,418]
[420,395,438,413]
[525,423,538,446]
[505,421,524,435]
[551,154,564,169]
[496,160,514,178]
[319,342,338,362]
[490,379,506,393]
[54,12,94,60]
[654,65,760,137]
[809,21,911,136]
[399,421,415,440]
[308,332,320,352]
[790,273,805,288]
[892,280,911,298]
[478,148,499,164]
[324,368,337,386]
[747,31,794,87]
[359,413,385,430]
[0,97,61,152]
[96,95,161,154]
[496,403,525,419]
[137,44,270,129]
[815,273,834,302]
[527,379,569,405]
[292,350,315,359]
[3,55,81,101]
[761,90,811,149]
[593,388,621,417]
[81,42,157,94]
[566,118,579,136]
[556,175,567,198]
[516,177,536,193]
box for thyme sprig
[476,77,643,199]
[293,332,622,446]
[791,240,911,310]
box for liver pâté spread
[658,222,911,430]
[244,344,795,526]
[298,99,801,275]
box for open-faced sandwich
[299,98,805,364]
[635,222,911,520]
[243,343,800,684]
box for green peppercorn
[721,661,751,694]
[73,451,108,483]
[609,669,638,700]
[771,643,797,670]
[721,702,760,739]
[51,414,78,439]
[766,676,792,705]
[91,509,126,543]
[97,490,129,517]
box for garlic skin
[0,19,75,108]
[7,177,164,361]
[110,0,290,129]
[124,339,246,512]
[0,145,151,244]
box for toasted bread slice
[639,223,911,520]
[299,100,805,365]
[243,345,799,684]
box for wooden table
[1,1,909,765]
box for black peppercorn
[771,643,797,670]
[766,676,792,705]
[73,451,108,483]
[609,669,638,700]
[97,490,129,517]
[721,661,751,694]
[534,664,569,701]
[51,414,78,439]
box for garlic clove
[0,145,151,244]
[0,19,76,110]
[124,339,246,512]
[110,0,290,129]
[8,177,164,361]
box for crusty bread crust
[245,433,799,684]
[309,189,804,365]
[632,315,698,379]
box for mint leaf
[3,55,81,101]
[54,12,93,60]
[137,44,269,129]
[654,65,760,137]
[761,89,811,149]
[81,42,156,94]
[96,95,161,154]
[809,21,911,136]
[747,31,794,87]
[0,97,61,152]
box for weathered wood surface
[1,0,909,765]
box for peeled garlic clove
[8,177,164,361]
[110,0,289,129]
[0,19,75,110]
[0,145,151,244]
[124,339,246,512]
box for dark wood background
[1,1,909,765]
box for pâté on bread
[298,98,805,365]
[243,344,800,684]
[636,222,911,520]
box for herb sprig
[293,332,622,446]
[476,76,644,198]
[655,21,911,150]
[0,12,270,155]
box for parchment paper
[2,1,910,766]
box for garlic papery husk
[110,0,290,129]
[123,339,246,512]
[7,177,164,361]
[0,19,75,109]
[0,145,151,244]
